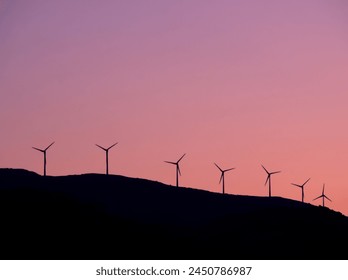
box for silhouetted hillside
[0,168,347,260]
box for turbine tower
[164,153,186,187]
[32,142,55,176]
[96,142,118,175]
[261,164,281,197]
[313,184,332,207]
[291,178,311,203]
[214,163,235,194]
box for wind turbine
[164,153,186,187]
[261,164,281,197]
[96,142,118,175]
[313,184,332,207]
[32,142,55,176]
[214,163,235,194]
[291,178,311,202]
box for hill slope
[0,168,347,259]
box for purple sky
[1,0,348,214]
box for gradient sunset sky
[1,1,348,214]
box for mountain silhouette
[0,168,347,260]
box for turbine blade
[261,164,269,174]
[96,144,106,151]
[164,161,176,165]
[322,184,325,195]
[177,153,186,163]
[313,195,322,201]
[324,195,332,202]
[178,165,181,176]
[303,178,311,186]
[107,142,118,150]
[291,183,301,188]
[45,142,55,151]
[219,174,223,184]
[265,176,270,186]
[271,171,281,174]
[214,163,223,172]
[32,147,44,152]
[224,167,235,172]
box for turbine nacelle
[291,178,310,202]
[261,164,281,197]
[261,164,281,185]
[291,178,311,189]
[214,163,235,193]
[291,183,303,189]
[214,163,235,174]
[96,142,118,152]
[164,153,186,176]
[32,141,55,153]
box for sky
[1,0,348,215]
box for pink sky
[1,0,348,215]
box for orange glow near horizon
[1,0,348,215]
